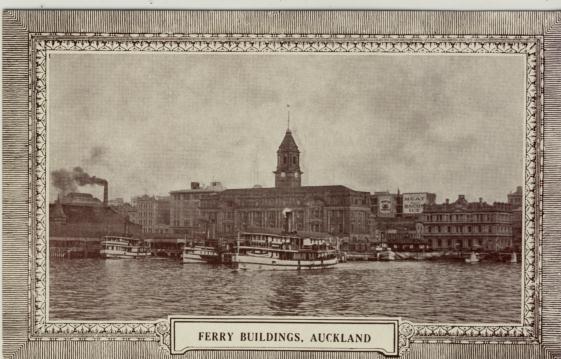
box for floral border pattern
[29,33,542,351]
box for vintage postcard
[2,10,561,359]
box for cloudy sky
[48,52,525,203]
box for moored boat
[510,252,518,263]
[465,252,480,264]
[100,236,151,259]
[377,248,396,261]
[232,231,338,271]
[182,245,219,264]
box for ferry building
[199,128,374,243]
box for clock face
[281,172,286,178]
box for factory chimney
[92,176,108,206]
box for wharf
[343,250,519,262]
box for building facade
[169,181,225,236]
[199,128,373,243]
[200,185,372,241]
[49,200,142,258]
[134,195,171,234]
[507,186,523,252]
[423,195,513,252]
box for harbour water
[49,259,521,323]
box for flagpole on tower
[287,104,290,130]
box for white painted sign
[403,193,428,214]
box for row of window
[424,213,511,222]
[433,238,513,249]
[426,224,512,234]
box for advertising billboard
[377,195,394,217]
[403,192,428,214]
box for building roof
[170,184,225,194]
[218,185,369,196]
[424,197,512,213]
[278,129,299,152]
[49,203,129,224]
[49,202,141,238]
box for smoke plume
[84,146,108,166]
[51,167,107,196]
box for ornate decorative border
[29,33,543,351]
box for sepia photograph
[48,51,524,322]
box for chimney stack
[103,182,108,206]
[92,176,109,206]
[282,208,292,233]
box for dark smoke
[51,167,107,196]
[84,146,108,166]
[51,168,78,195]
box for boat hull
[377,251,396,261]
[100,249,150,259]
[232,255,337,270]
[182,246,219,264]
[181,254,207,263]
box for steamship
[100,236,151,259]
[232,232,338,270]
[231,209,338,270]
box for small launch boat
[510,252,518,263]
[465,252,480,264]
[182,245,219,264]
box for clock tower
[274,128,303,188]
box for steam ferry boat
[232,231,338,271]
[100,235,151,259]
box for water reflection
[267,273,306,315]
[49,259,521,323]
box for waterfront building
[49,199,142,258]
[508,186,523,252]
[169,181,225,237]
[110,201,137,222]
[60,192,102,206]
[199,128,373,244]
[422,195,513,252]
[134,195,171,234]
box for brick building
[422,195,513,252]
[199,128,373,244]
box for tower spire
[286,104,290,131]
[274,119,302,189]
